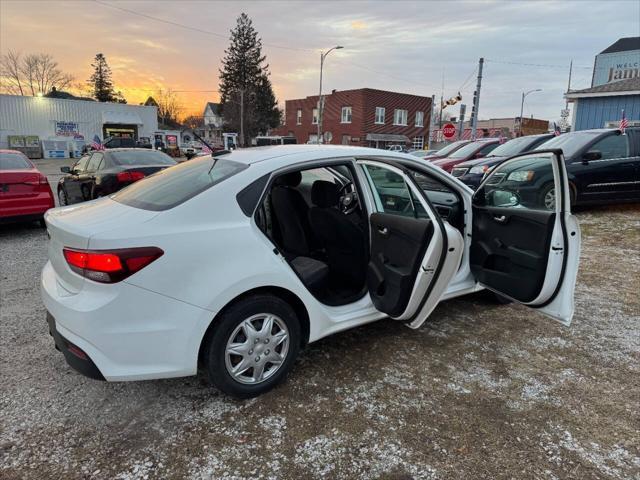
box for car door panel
[471,150,581,325]
[368,213,433,317]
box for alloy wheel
[224,313,290,385]
[58,189,68,206]
[544,187,555,210]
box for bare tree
[0,50,73,96]
[155,89,183,127]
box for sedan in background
[57,148,177,206]
[431,138,501,173]
[452,134,554,188]
[0,150,54,226]
[424,139,471,160]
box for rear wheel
[57,188,68,206]
[539,183,555,210]
[203,294,300,398]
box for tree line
[0,12,282,140]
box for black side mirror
[582,150,602,164]
[60,166,71,173]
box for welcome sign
[55,121,80,137]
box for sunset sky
[1,0,638,120]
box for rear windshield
[112,157,248,211]
[0,152,31,170]
[435,140,467,156]
[110,150,176,166]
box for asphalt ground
[1,159,638,479]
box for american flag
[91,135,105,150]
[620,109,628,134]
[553,122,561,136]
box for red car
[0,150,54,226]
[423,139,471,161]
[431,138,500,173]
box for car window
[0,152,31,170]
[362,164,427,218]
[478,143,499,156]
[435,140,467,157]
[112,158,247,211]
[448,142,489,159]
[535,131,602,158]
[486,136,541,157]
[476,153,556,211]
[110,150,176,166]
[587,134,629,160]
[86,153,103,172]
[300,168,337,187]
[74,156,90,173]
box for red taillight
[39,174,49,185]
[117,171,146,183]
[63,247,163,283]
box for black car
[474,128,640,208]
[57,148,177,206]
[452,134,554,188]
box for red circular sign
[442,123,456,139]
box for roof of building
[599,37,640,54]
[204,102,221,116]
[566,77,640,99]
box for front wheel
[57,188,68,206]
[203,294,301,398]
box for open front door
[358,160,463,328]
[470,150,581,325]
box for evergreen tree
[88,53,117,102]
[218,13,281,146]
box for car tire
[203,294,301,398]
[58,188,68,206]
[539,182,555,211]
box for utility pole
[317,46,343,144]
[470,57,483,141]
[239,89,244,148]
[439,69,445,128]
[428,95,436,149]
[457,104,466,140]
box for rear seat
[291,257,329,294]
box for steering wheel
[338,182,359,215]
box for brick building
[277,88,432,149]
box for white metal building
[0,94,158,156]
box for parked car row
[422,128,640,207]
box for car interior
[256,160,465,308]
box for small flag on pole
[619,109,628,134]
[91,135,105,150]
[553,122,561,136]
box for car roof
[0,149,26,154]
[216,144,427,165]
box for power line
[485,59,593,70]
[93,0,315,53]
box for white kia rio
[41,145,581,398]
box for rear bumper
[0,193,54,220]
[47,312,105,380]
[41,260,214,381]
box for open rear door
[470,150,581,325]
[358,160,463,328]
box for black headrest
[274,171,302,187]
[311,180,340,208]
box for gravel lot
[1,161,638,479]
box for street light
[519,89,542,136]
[317,45,343,144]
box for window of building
[412,136,424,149]
[415,111,424,127]
[375,107,385,124]
[341,106,352,124]
[296,109,302,125]
[394,109,408,126]
[312,108,318,125]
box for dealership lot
[1,182,639,478]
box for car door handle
[493,215,507,223]
[377,226,389,235]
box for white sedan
[42,145,581,398]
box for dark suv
[477,128,640,207]
[452,134,554,188]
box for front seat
[270,171,313,256]
[308,181,366,288]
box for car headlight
[507,170,535,182]
[470,165,489,174]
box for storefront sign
[55,121,80,137]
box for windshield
[535,131,602,158]
[110,150,176,166]
[487,136,540,157]
[448,141,486,159]
[0,152,31,170]
[112,157,248,211]
[434,140,467,157]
